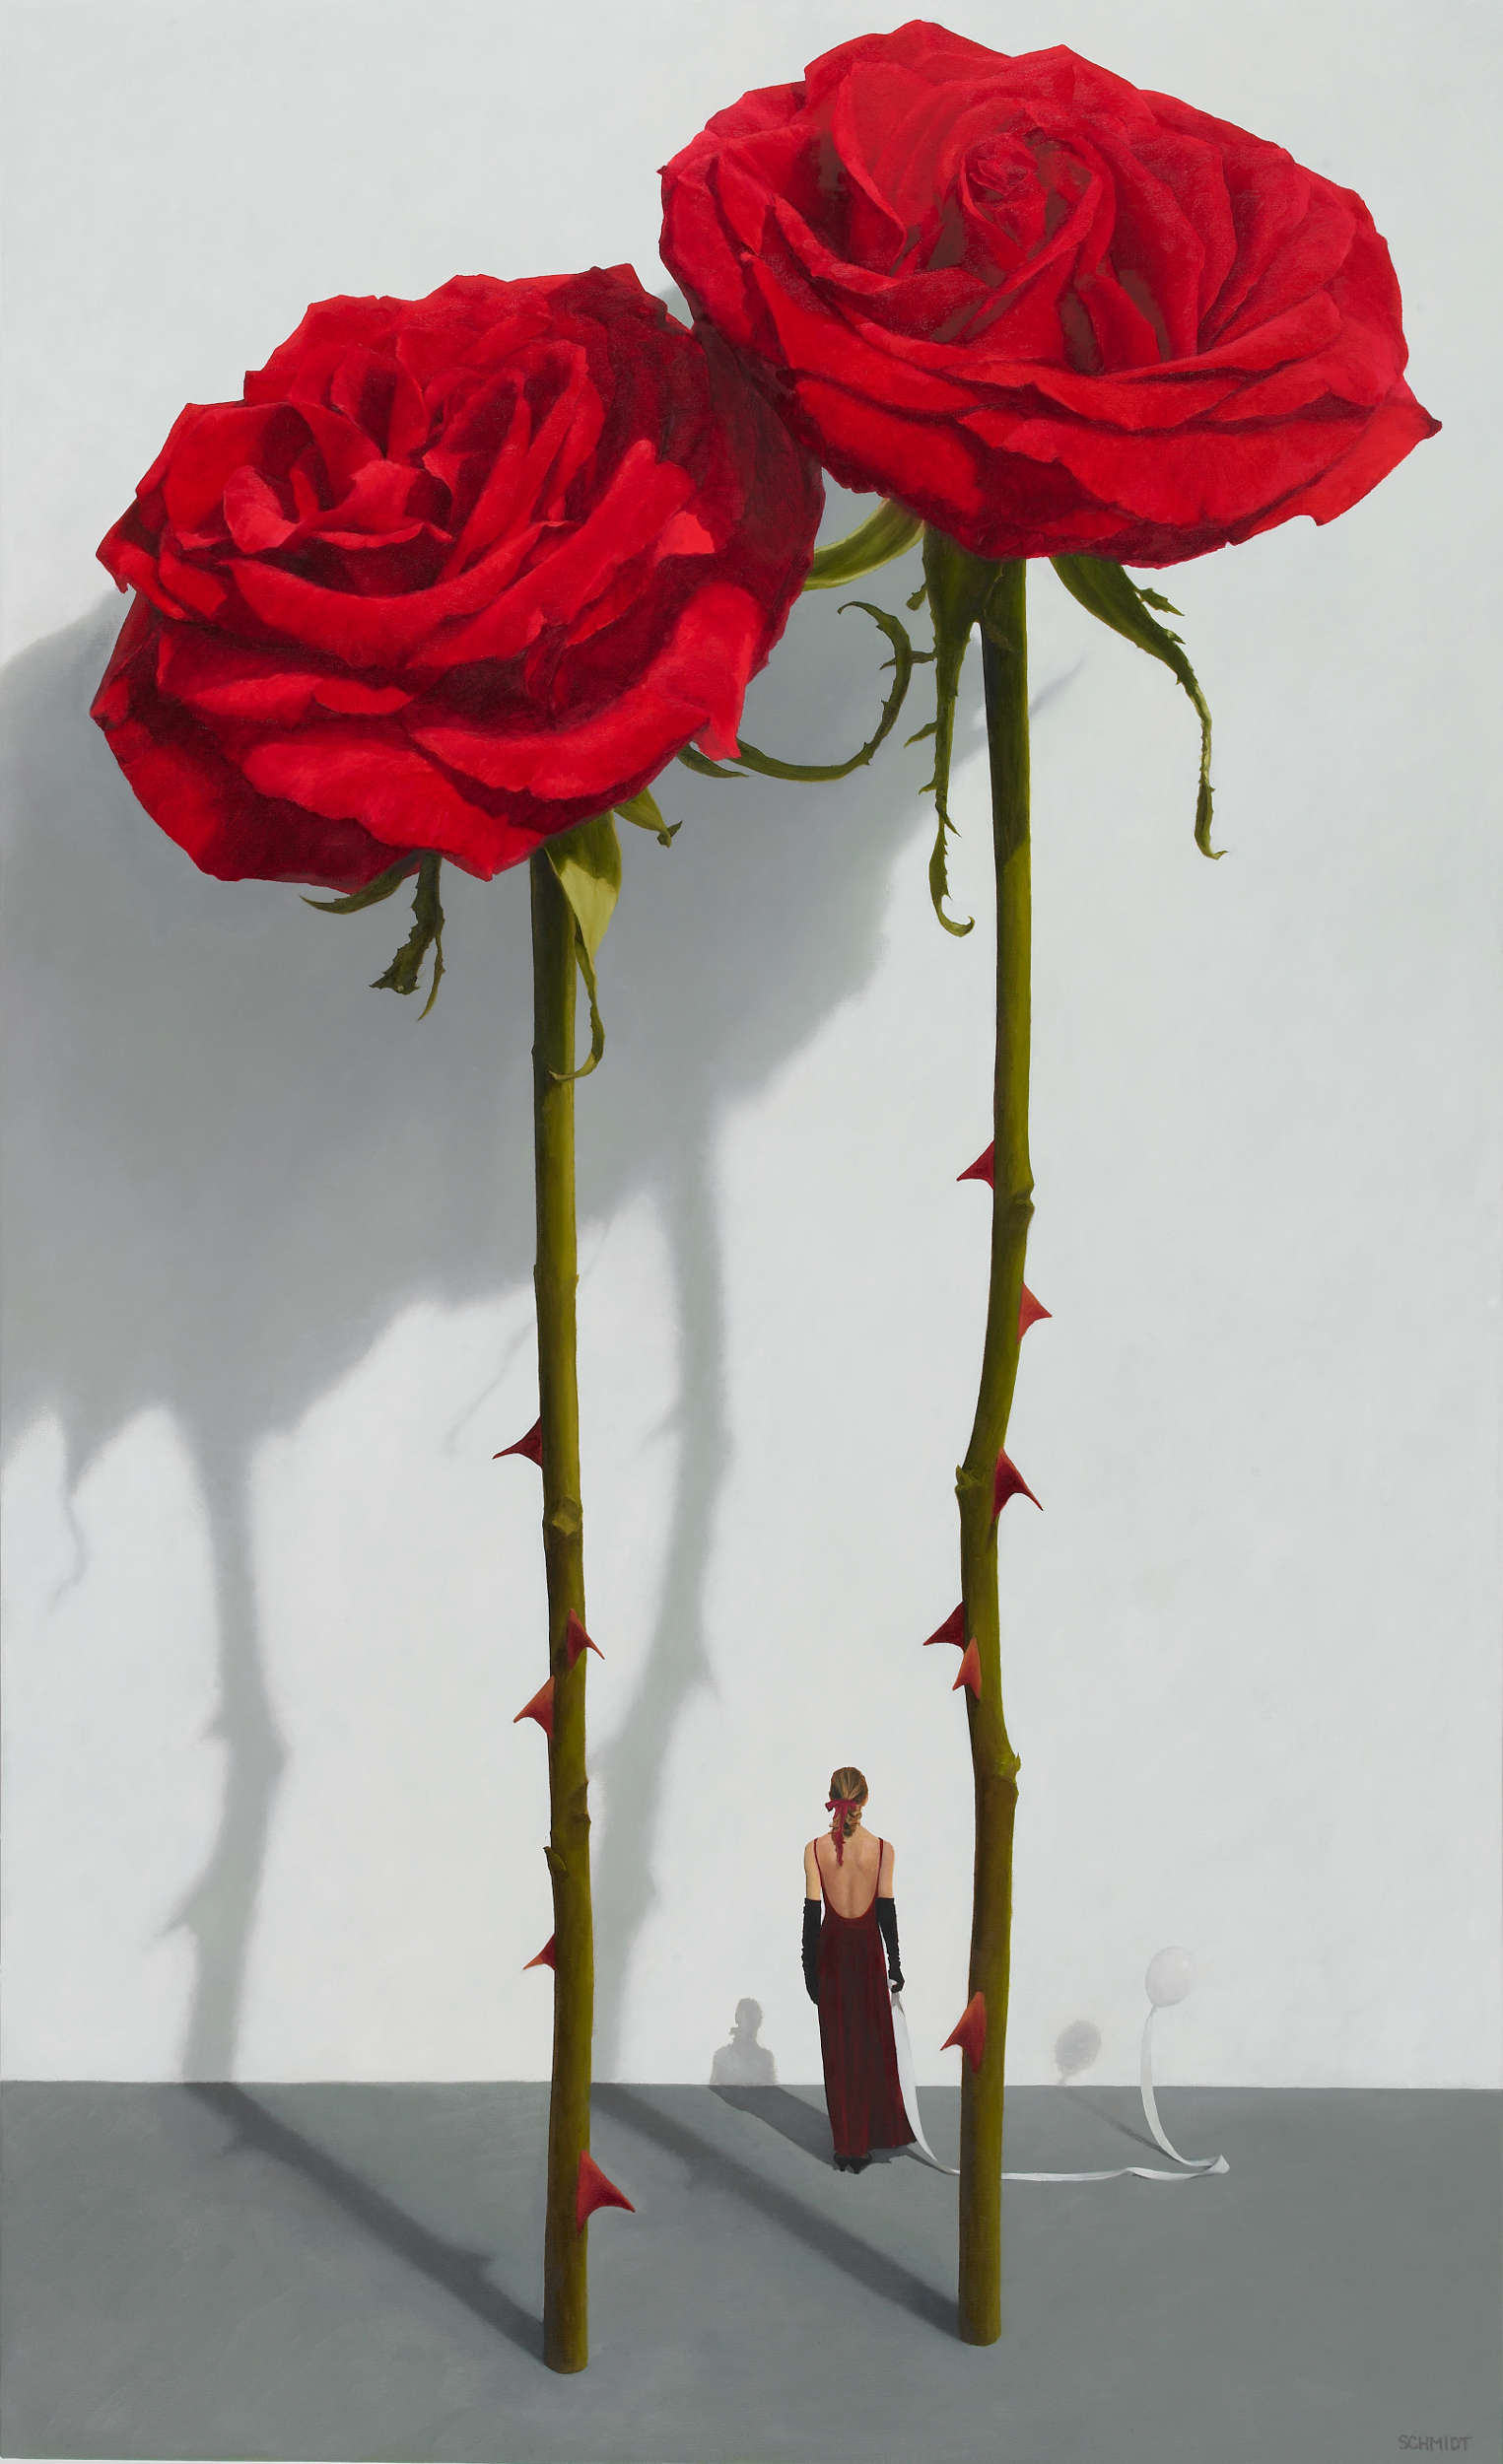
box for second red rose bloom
[659,22,1437,567]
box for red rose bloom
[659,22,1438,567]
[92,268,822,891]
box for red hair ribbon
[825,1794,862,1864]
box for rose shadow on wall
[0,518,1079,2086]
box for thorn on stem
[941,1991,988,2072]
[513,1677,555,1737]
[523,1935,557,1971]
[494,1418,543,1466]
[992,1452,1042,1520]
[1018,1285,1051,1338]
[952,1640,982,1698]
[565,1611,603,1668]
[922,1604,966,1649]
[577,2150,635,2230]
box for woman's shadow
[1,522,1079,2084]
[710,1997,833,2164]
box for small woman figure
[802,1765,916,2172]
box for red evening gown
[813,1836,916,2161]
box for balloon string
[901,1998,1230,2181]
[1001,2004,1229,2181]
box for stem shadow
[185,2085,543,2359]
[592,2084,952,2336]
[711,2084,833,2165]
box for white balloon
[1145,1946,1196,2007]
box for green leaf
[304,856,421,914]
[614,787,681,846]
[1051,555,1218,857]
[802,500,922,591]
[546,812,622,1079]
[370,854,446,1015]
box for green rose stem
[911,523,1217,2342]
[954,557,1032,2348]
[529,845,594,2375]
[803,508,1222,2351]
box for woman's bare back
[804,1826,894,1918]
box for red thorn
[1018,1283,1051,1338]
[493,1417,543,1466]
[922,1604,966,1650]
[958,1142,994,1187]
[952,1640,982,1698]
[992,1450,1042,1521]
[565,1611,603,1668]
[941,1991,988,2073]
[577,2149,635,2230]
[512,1677,555,1738]
[523,1935,556,1972]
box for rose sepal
[545,812,622,1080]
[1050,557,1218,857]
[674,598,919,787]
[802,500,922,592]
[302,856,424,915]
[368,854,446,1016]
[614,787,681,847]
[911,527,1027,937]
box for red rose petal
[236,721,541,882]
[89,604,404,892]
[410,582,766,794]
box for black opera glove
[875,1894,904,1992]
[802,1897,821,2004]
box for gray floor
[1,2081,1497,2464]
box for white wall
[2,0,1497,2089]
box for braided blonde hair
[826,1766,868,1862]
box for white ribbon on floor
[892,1948,1230,2184]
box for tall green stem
[529,848,594,2374]
[956,560,1032,2347]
